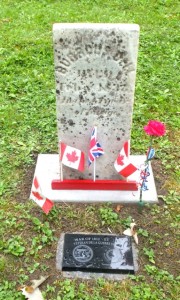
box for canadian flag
[31,177,54,214]
[59,142,84,172]
[114,140,137,178]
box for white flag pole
[126,140,130,182]
[93,158,96,182]
[60,160,63,182]
[59,140,63,181]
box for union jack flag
[88,127,104,166]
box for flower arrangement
[138,120,166,210]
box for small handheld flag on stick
[31,177,54,214]
[114,140,137,178]
[59,142,85,172]
[88,127,104,181]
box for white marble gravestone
[30,23,158,203]
[53,23,139,180]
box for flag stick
[60,161,63,182]
[93,159,96,182]
[126,140,130,182]
[59,140,63,181]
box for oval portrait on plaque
[104,248,123,263]
[73,245,93,263]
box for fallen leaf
[123,222,138,244]
[31,275,49,289]
[25,286,34,294]
[130,222,137,236]
[115,205,123,213]
[123,228,132,236]
[21,287,44,300]
[133,232,138,245]
[19,275,49,300]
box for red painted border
[51,179,138,191]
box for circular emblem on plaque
[73,245,93,263]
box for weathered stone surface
[53,23,140,179]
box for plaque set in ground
[62,234,135,274]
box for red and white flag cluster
[59,142,84,172]
[31,177,54,214]
[114,140,137,178]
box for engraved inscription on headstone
[53,23,140,179]
[62,234,135,274]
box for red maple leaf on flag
[117,154,125,166]
[66,151,79,163]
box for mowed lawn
[0,0,179,299]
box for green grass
[0,0,180,299]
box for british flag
[88,127,104,166]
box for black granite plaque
[62,234,135,274]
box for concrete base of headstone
[56,233,138,280]
[30,154,158,203]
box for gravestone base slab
[30,154,158,203]
[56,233,138,280]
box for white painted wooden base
[30,154,158,203]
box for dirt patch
[151,159,169,195]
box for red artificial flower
[144,120,166,136]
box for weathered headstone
[59,233,135,275]
[30,23,158,203]
[53,23,140,180]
